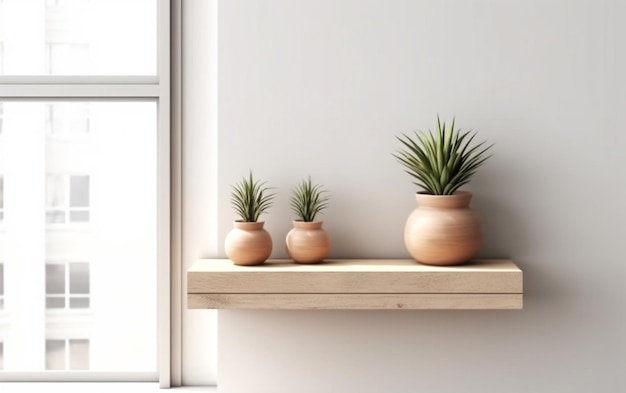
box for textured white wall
[191,0,626,391]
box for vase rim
[416,190,472,197]
[415,190,472,208]
[233,220,265,229]
[292,219,324,227]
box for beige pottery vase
[225,221,273,266]
[285,220,330,264]
[404,191,481,266]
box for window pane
[46,210,66,224]
[0,342,4,370]
[69,339,89,370]
[48,103,90,135]
[0,176,4,210]
[0,0,156,75]
[46,175,65,208]
[46,297,65,308]
[47,43,89,75]
[45,340,65,370]
[0,101,157,373]
[69,176,89,207]
[69,297,89,309]
[46,264,65,294]
[0,263,3,296]
[69,262,88,294]
[0,43,4,75]
[69,210,89,222]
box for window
[0,263,4,309]
[0,100,157,375]
[46,43,90,76]
[0,342,4,370]
[46,262,89,309]
[46,103,90,135]
[46,174,90,225]
[0,0,157,76]
[45,339,89,370]
[0,176,3,223]
[0,0,171,385]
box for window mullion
[0,83,163,98]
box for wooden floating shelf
[187,259,523,310]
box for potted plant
[285,176,330,264]
[224,171,275,266]
[393,116,492,266]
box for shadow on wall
[472,189,576,312]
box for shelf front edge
[188,293,523,310]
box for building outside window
[45,338,89,370]
[0,43,4,76]
[0,176,4,223]
[0,262,4,371]
[45,43,90,75]
[46,103,90,136]
[46,261,89,309]
[46,174,90,225]
[0,263,4,309]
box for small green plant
[230,171,275,222]
[394,116,493,195]
[290,176,329,222]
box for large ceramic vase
[225,221,273,266]
[285,220,330,264]
[404,191,481,266]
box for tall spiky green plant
[393,116,493,195]
[230,171,275,222]
[290,176,329,222]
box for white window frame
[0,0,178,387]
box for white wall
[187,0,626,391]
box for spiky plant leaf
[230,171,275,222]
[393,116,493,195]
[290,176,330,222]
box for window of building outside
[0,262,2,372]
[45,338,89,370]
[0,0,169,384]
[46,261,89,309]
[0,262,4,309]
[46,174,90,225]
[46,103,90,136]
[0,176,4,223]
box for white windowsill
[0,383,216,392]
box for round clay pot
[404,191,482,266]
[286,220,330,264]
[225,221,273,266]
